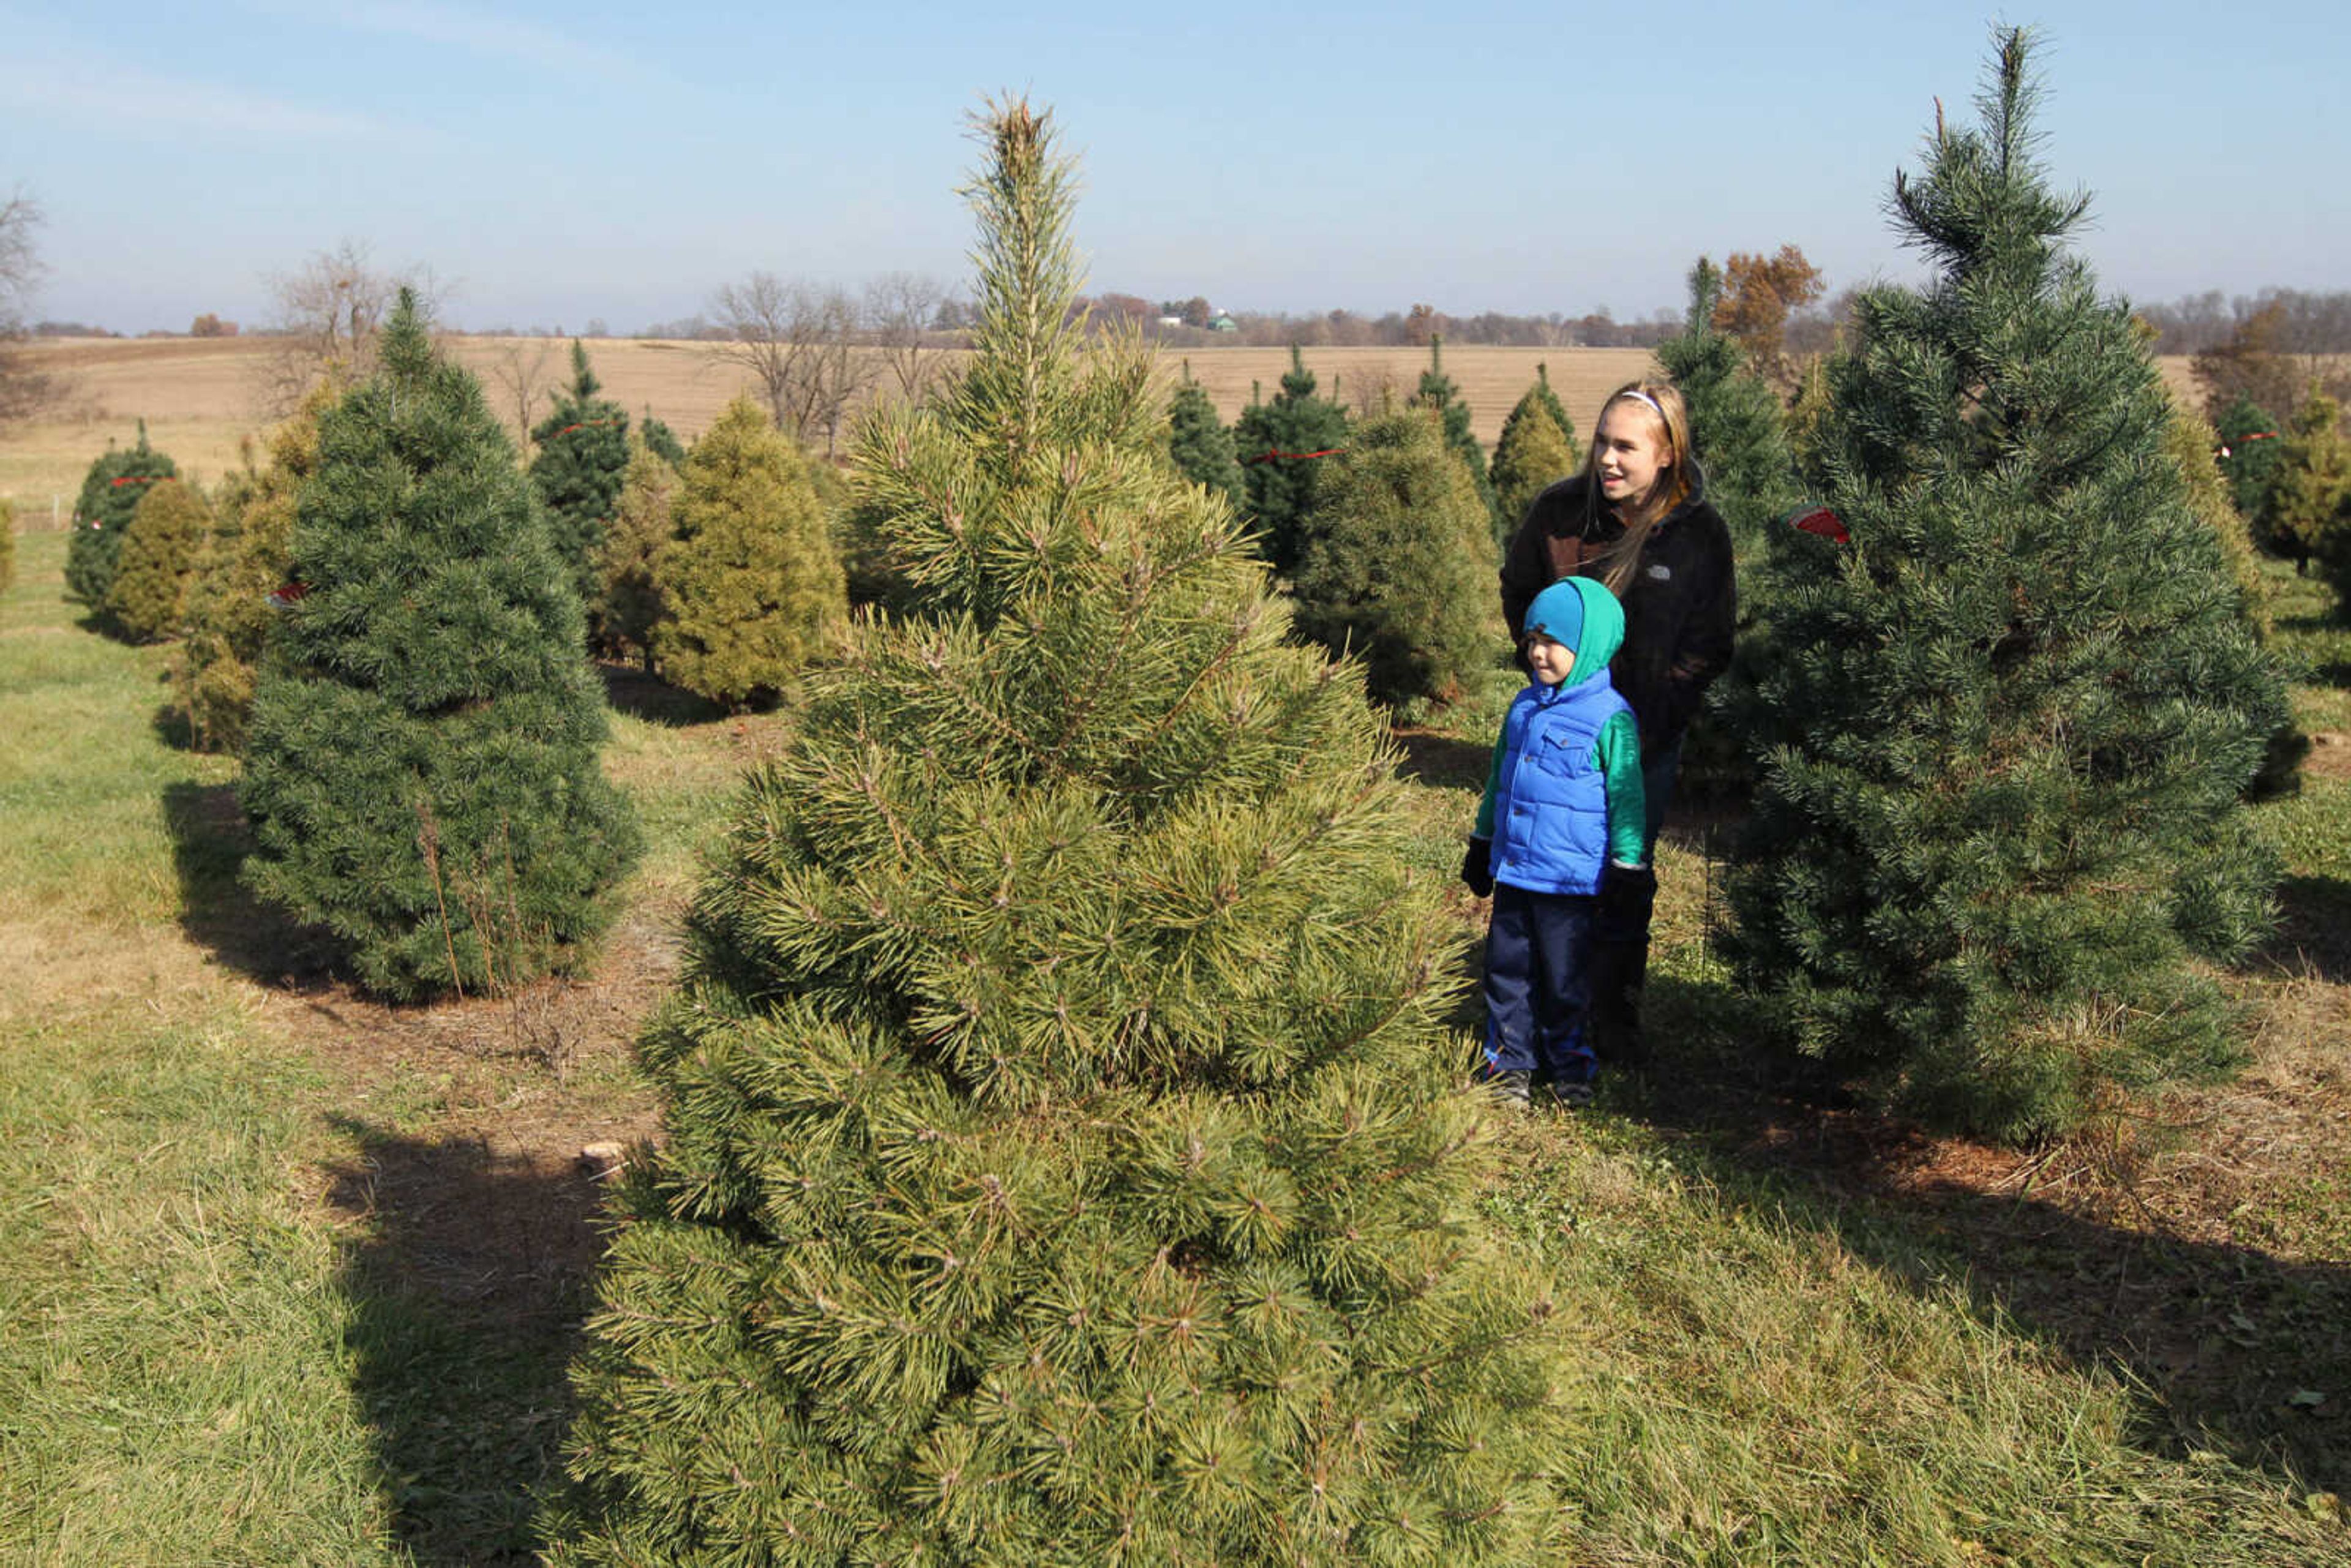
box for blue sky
[6,1,2344,334]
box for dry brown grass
[1,335,1675,520]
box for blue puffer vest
[1489,669,1631,896]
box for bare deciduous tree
[486,336,560,453]
[255,241,440,415]
[710,272,875,456]
[863,271,949,402]
[1,188,62,428]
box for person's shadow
[322,1117,620,1564]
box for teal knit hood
[1521,575,1625,682]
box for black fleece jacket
[1498,467,1736,760]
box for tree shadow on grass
[160,779,343,988]
[1624,971,2351,1496]
[1389,727,1490,793]
[2260,873,2351,985]
[598,661,727,728]
[323,1116,614,1566]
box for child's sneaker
[1485,1068,1534,1106]
[1541,1078,1595,1110]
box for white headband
[1617,389,1665,418]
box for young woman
[1496,379,1734,1063]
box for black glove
[1460,837,1494,898]
[1596,860,1656,942]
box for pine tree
[1488,378,1575,550]
[550,100,1572,1567]
[1164,360,1244,514]
[1529,362,1573,448]
[172,392,326,754]
[2213,393,2284,542]
[1408,334,1499,536]
[588,433,678,672]
[65,424,177,610]
[239,290,638,1000]
[1291,408,1500,710]
[1655,257,1801,561]
[530,340,632,616]
[651,396,843,708]
[1231,346,1351,574]
[106,476,210,643]
[2262,389,2350,579]
[1722,31,2293,1143]
[640,411,686,468]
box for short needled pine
[550,102,1572,1566]
[239,290,638,1000]
[1723,31,2292,1142]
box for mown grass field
[4,517,2349,1562]
[0,333,2206,519]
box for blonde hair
[1581,379,1692,596]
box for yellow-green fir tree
[1488,375,1577,549]
[107,477,211,643]
[652,396,844,708]
[588,432,679,672]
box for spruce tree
[106,476,210,643]
[1231,346,1351,574]
[1407,334,1499,536]
[2213,393,2284,542]
[173,392,325,754]
[239,290,638,1000]
[651,396,844,708]
[1722,31,2292,1143]
[2262,389,2350,579]
[1164,360,1244,514]
[1292,408,1501,710]
[550,100,1572,1567]
[530,340,632,615]
[1655,257,1801,561]
[64,424,177,610]
[1488,379,1575,550]
[588,433,679,672]
[1529,362,1573,449]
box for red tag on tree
[1786,505,1850,543]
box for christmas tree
[2213,394,2284,546]
[650,396,844,708]
[1291,408,1501,710]
[1408,335,1499,537]
[1488,377,1576,551]
[2262,389,2350,582]
[173,392,325,754]
[239,290,638,1000]
[1164,360,1245,515]
[530,340,632,618]
[1723,31,2292,1142]
[587,433,679,672]
[640,411,686,468]
[1655,257,1800,562]
[64,424,176,610]
[1231,346,1351,574]
[105,476,210,644]
[550,100,1571,1566]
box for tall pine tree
[1723,31,2292,1142]
[530,340,632,620]
[65,424,177,611]
[239,291,638,1000]
[1231,346,1351,574]
[550,99,1572,1566]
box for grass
[3,526,2350,1562]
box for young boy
[1460,576,1648,1107]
